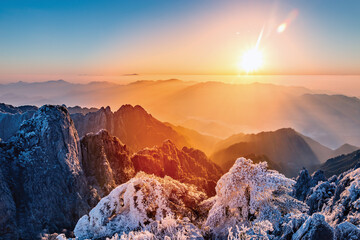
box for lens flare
[277,23,287,33]
[277,9,298,34]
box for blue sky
[0,0,359,81]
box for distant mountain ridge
[211,128,358,177]
[2,79,360,148]
[320,149,360,177]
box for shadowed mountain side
[211,128,322,177]
[131,140,223,196]
[320,149,360,178]
[333,143,359,157]
[67,106,99,115]
[80,130,135,200]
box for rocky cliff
[0,105,91,239]
[131,140,223,196]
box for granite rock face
[131,140,223,196]
[71,106,114,141]
[0,105,92,239]
[292,213,334,240]
[80,129,135,200]
[0,167,18,240]
[334,222,360,240]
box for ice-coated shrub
[205,158,307,237]
[74,172,206,239]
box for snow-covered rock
[334,222,360,240]
[0,167,18,240]
[292,169,327,201]
[0,105,92,239]
[306,180,336,214]
[291,213,334,240]
[322,167,360,225]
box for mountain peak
[116,104,147,114]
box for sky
[0,0,359,82]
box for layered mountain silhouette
[71,104,189,152]
[211,128,357,177]
[333,143,359,157]
[320,149,360,177]
[2,79,360,148]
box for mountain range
[211,128,358,177]
[1,102,360,239]
[1,102,357,178]
[3,79,360,148]
[0,105,222,239]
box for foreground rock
[292,169,327,201]
[0,105,92,239]
[292,214,334,240]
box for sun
[240,48,263,73]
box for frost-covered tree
[74,172,207,239]
[205,158,307,237]
[322,167,360,226]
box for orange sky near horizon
[0,0,359,80]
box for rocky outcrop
[292,164,360,229]
[80,129,135,200]
[0,105,92,239]
[292,214,334,240]
[72,105,189,152]
[334,222,360,240]
[322,166,360,225]
[292,169,327,201]
[71,106,114,140]
[0,167,18,240]
[131,140,223,196]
